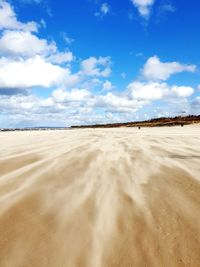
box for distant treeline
[71,115,200,129]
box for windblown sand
[0,126,200,267]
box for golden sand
[0,126,200,267]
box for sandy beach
[0,125,200,267]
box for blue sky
[0,0,200,127]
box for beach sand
[0,125,200,267]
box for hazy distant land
[1,115,200,132]
[71,115,200,128]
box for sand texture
[0,126,200,267]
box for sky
[0,0,200,127]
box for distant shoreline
[1,115,200,132]
[71,115,200,129]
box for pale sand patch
[0,125,200,267]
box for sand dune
[0,126,200,267]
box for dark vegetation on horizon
[1,115,200,131]
[71,115,200,129]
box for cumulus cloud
[52,88,91,103]
[142,56,196,81]
[127,81,168,100]
[131,0,155,19]
[0,30,56,57]
[171,86,194,98]
[48,52,74,64]
[0,1,77,91]
[0,56,68,88]
[0,0,38,31]
[127,81,194,101]
[98,92,144,113]
[81,56,112,77]
[0,1,197,127]
[0,94,38,112]
[0,30,74,63]
[0,79,196,127]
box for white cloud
[0,56,68,88]
[48,52,74,64]
[52,88,91,103]
[0,29,74,66]
[127,81,168,100]
[0,1,38,31]
[81,56,111,77]
[98,92,143,113]
[0,1,197,128]
[0,3,76,90]
[142,56,196,81]
[0,79,196,128]
[131,0,155,18]
[171,86,194,98]
[103,80,113,90]
[127,81,194,101]
[0,30,56,57]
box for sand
[0,125,200,267]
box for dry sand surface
[0,125,200,267]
